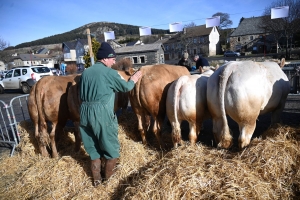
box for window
[200,37,204,43]
[140,56,145,64]
[22,69,27,75]
[132,56,138,64]
[160,54,164,63]
[193,38,197,43]
[5,71,13,78]
[250,36,253,40]
[14,69,21,77]
[238,37,240,42]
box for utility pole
[86,28,94,65]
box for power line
[149,9,266,28]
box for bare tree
[212,12,233,29]
[0,37,10,51]
[184,22,197,28]
[261,0,300,58]
[178,22,197,52]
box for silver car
[224,51,241,57]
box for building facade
[114,43,165,69]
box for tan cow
[166,70,214,148]
[207,61,290,149]
[128,64,190,147]
[28,75,81,158]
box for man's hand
[130,70,142,83]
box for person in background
[79,42,142,187]
[178,51,192,71]
[60,61,66,75]
[194,55,210,74]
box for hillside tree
[0,37,10,51]
[83,38,100,68]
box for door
[11,69,21,89]
[2,70,14,89]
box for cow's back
[131,64,190,116]
[207,61,290,149]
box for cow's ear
[279,58,285,69]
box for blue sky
[0,0,274,46]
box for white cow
[166,70,214,148]
[207,61,290,149]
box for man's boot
[104,158,118,180]
[91,158,101,187]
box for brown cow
[128,64,190,147]
[28,75,81,158]
[67,59,135,125]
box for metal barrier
[282,62,300,94]
[0,94,30,156]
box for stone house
[162,25,220,62]
[12,54,56,68]
[114,43,165,69]
[229,16,278,54]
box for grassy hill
[13,22,169,49]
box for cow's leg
[238,120,256,149]
[270,101,286,126]
[38,121,50,157]
[136,113,147,145]
[189,122,198,145]
[73,121,82,152]
[152,115,165,148]
[35,125,49,157]
[50,123,59,158]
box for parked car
[224,51,241,57]
[0,66,53,94]
[50,68,57,75]
[0,80,4,94]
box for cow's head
[112,58,135,76]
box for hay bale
[0,112,299,199]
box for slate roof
[77,39,88,46]
[63,41,77,49]
[18,54,51,61]
[230,16,266,37]
[115,43,164,54]
[162,25,214,44]
[37,48,49,54]
[185,24,214,37]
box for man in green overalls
[79,42,142,187]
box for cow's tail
[173,76,188,125]
[218,63,234,144]
[35,80,48,143]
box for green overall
[79,62,134,160]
